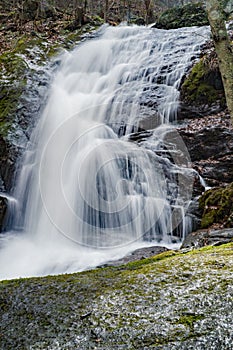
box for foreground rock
[0,244,233,349]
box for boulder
[20,0,57,22]
[154,3,209,30]
[181,228,233,249]
[99,246,169,267]
[199,183,233,229]
[179,57,226,119]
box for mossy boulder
[155,3,209,30]
[199,183,233,229]
[179,55,226,118]
[1,244,233,349]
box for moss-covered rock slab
[0,244,233,349]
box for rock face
[0,196,7,231]
[0,137,20,192]
[0,36,53,194]
[177,42,233,242]
[178,115,233,187]
[0,20,101,231]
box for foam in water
[0,24,209,279]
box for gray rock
[181,228,233,249]
[0,137,20,192]
[179,126,233,163]
[1,244,233,349]
[0,195,7,231]
[100,246,169,267]
[179,123,233,187]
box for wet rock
[181,228,233,249]
[180,126,233,162]
[128,130,153,142]
[178,101,224,119]
[1,244,233,349]
[133,18,145,26]
[100,246,169,267]
[0,137,20,192]
[194,155,233,187]
[178,119,233,187]
[0,195,7,231]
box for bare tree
[104,0,108,21]
[144,0,153,24]
[126,0,131,23]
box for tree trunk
[127,0,131,24]
[144,0,150,25]
[104,0,109,22]
[206,0,233,125]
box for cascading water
[0,24,209,279]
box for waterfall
[0,24,209,279]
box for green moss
[199,183,233,228]
[181,58,219,105]
[120,250,177,271]
[178,313,204,329]
[0,48,28,136]
[0,23,100,139]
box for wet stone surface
[0,244,233,349]
[99,245,169,267]
[178,114,233,187]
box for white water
[0,24,209,279]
